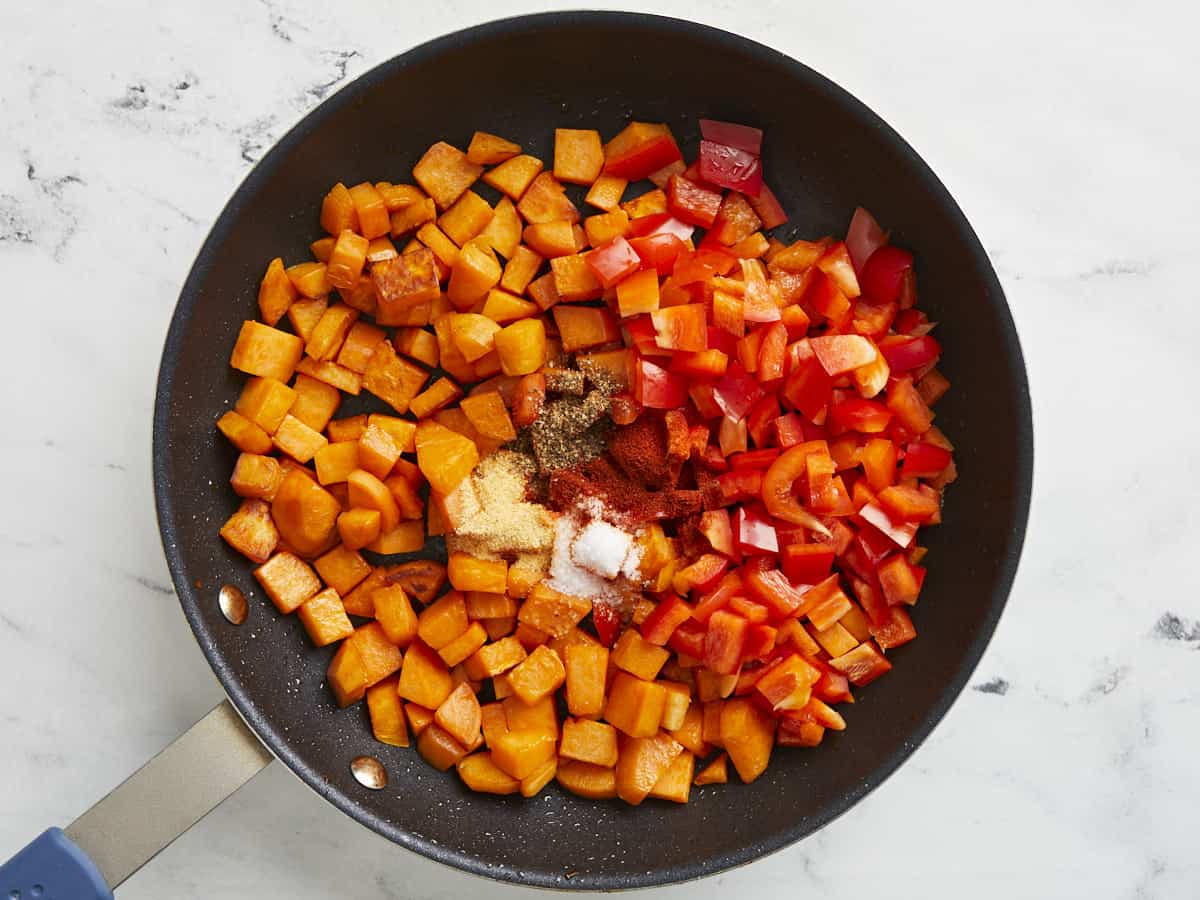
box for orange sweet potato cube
[362,341,428,414]
[398,639,454,709]
[253,551,321,613]
[478,196,522,259]
[386,559,445,606]
[230,453,283,500]
[449,313,500,363]
[467,131,521,165]
[506,556,544,599]
[517,584,591,638]
[585,174,627,212]
[289,373,341,432]
[482,154,544,200]
[521,755,559,798]
[235,376,297,433]
[376,182,425,212]
[561,718,619,767]
[439,190,494,246]
[438,621,488,668]
[354,422,401,480]
[415,420,479,494]
[389,196,437,237]
[321,182,358,235]
[648,748,694,803]
[413,141,483,210]
[326,229,369,290]
[483,618,515,641]
[418,723,470,771]
[465,591,517,619]
[305,304,359,361]
[447,239,502,310]
[272,414,328,464]
[416,222,460,272]
[286,261,332,299]
[693,753,728,786]
[550,254,604,304]
[435,681,482,748]
[554,128,604,185]
[615,731,683,805]
[583,209,630,247]
[406,702,435,735]
[313,441,359,485]
[372,247,441,310]
[314,544,371,595]
[335,320,387,374]
[372,584,418,646]
[409,377,463,420]
[327,640,368,707]
[337,566,384,617]
[366,236,398,262]
[621,188,668,219]
[365,520,424,554]
[616,268,660,317]
[556,760,616,799]
[720,697,777,783]
[500,245,544,295]
[611,629,670,681]
[220,498,279,563]
[336,508,381,550]
[552,304,617,351]
[297,587,354,646]
[258,257,298,325]
[417,590,469,650]
[230,321,304,382]
[217,411,272,454]
[604,672,667,738]
[366,677,409,747]
[310,236,335,262]
[506,644,566,705]
[564,644,608,718]
[386,475,424,521]
[463,635,527,680]
[659,682,692,732]
[346,622,403,688]
[394,327,440,368]
[287,297,328,342]
[523,221,578,259]
[667,703,709,758]
[272,469,342,558]
[295,357,361,395]
[348,181,390,240]
[480,288,537,324]
[457,752,520,794]
[491,729,557,780]
[517,172,580,224]
[447,552,508,594]
[494,319,547,376]
[459,391,517,442]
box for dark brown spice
[609,414,671,489]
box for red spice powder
[549,455,701,524]
[609,414,670,489]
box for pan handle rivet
[218,584,248,625]
[351,755,388,790]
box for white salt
[572,519,634,579]
[548,516,612,599]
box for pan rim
[153,9,1033,890]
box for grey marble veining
[1,0,1197,897]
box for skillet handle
[1,700,272,896]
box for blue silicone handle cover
[0,828,112,900]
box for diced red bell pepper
[736,329,763,374]
[603,121,683,180]
[755,654,820,711]
[718,414,748,456]
[879,334,941,372]
[652,303,708,352]
[689,383,722,419]
[886,377,934,435]
[640,594,694,645]
[669,348,729,380]
[870,605,917,649]
[741,259,782,324]
[816,241,861,299]
[634,358,688,408]
[756,322,788,383]
[698,140,764,196]
[848,574,890,626]
[729,448,781,471]
[851,299,899,339]
[707,192,762,246]
[744,564,809,618]
[717,468,763,505]
[807,585,851,632]
[609,392,642,426]
[854,523,897,567]
[828,397,893,434]
[592,601,621,647]
[668,618,707,658]
[781,543,835,584]
[878,484,940,523]
[733,505,778,555]
[666,174,723,228]
[901,441,952,478]
[813,669,853,704]
[728,596,771,624]
[859,438,899,491]
[845,206,887,273]
[629,233,687,276]
[691,572,741,624]
[828,640,893,686]
[699,508,734,556]
[777,717,826,747]
[699,119,763,155]
[745,394,780,447]
[585,235,641,288]
[857,501,918,548]
[748,182,788,230]
[625,315,665,356]
[773,412,807,447]
[781,356,833,421]
[704,609,749,674]
[676,552,729,593]
[712,362,764,422]
[707,325,737,358]
[674,246,737,285]
[810,334,878,376]
[860,245,914,304]
[837,539,877,584]
[876,553,924,606]
[805,272,853,330]
[742,623,779,661]
[795,574,842,618]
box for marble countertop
[2,0,1195,897]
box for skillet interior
[153,11,1032,890]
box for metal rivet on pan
[218,584,248,625]
[351,755,388,790]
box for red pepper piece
[585,235,641,288]
[634,358,688,408]
[704,609,749,674]
[603,122,683,180]
[860,245,914,304]
[698,140,764,195]
[640,594,694,646]
[901,441,952,478]
[699,119,763,155]
[666,174,723,228]
[629,233,686,276]
[748,182,788,230]
[733,505,778,555]
[592,601,621,648]
[781,543,835,584]
[879,334,941,372]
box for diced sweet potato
[394,327,440,368]
[500,245,544,295]
[605,672,667,738]
[326,229,369,290]
[555,759,616,799]
[560,718,619,767]
[666,703,709,758]
[554,128,604,185]
[366,677,409,746]
[362,341,428,414]
[615,731,683,805]
[230,321,304,382]
[372,584,418,646]
[413,141,483,209]
[346,622,403,688]
[348,182,390,239]
[491,729,557,780]
[517,584,591,638]
[271,469,341,558]
[552,304,617,351]
[253,551,322,613]
[482,154,544,199]
[389,196,437,237]
[297,587,354,646]
[506,644,566,705]
[376,182,425,212]
[235,376,297,433]
[585,174,627,212]
[327,640,367,707]
[372,247,441,310]
[335,320,387,374]
[583,209,630,247]
[480,288,536,324]
[564,644,608,718]
[447,552,508,594]
[397,639,454,709]
[611,629,670,681]
[385,475,424,521]
[418,723,470,771]
[519,756,558,798]
[417,222,461,272]
[295,357,362,395]
[415,420,479,494]
[289,373,341,432]
[517,172,579,224]
[406,703,435,735]
[720,698,776,783]
[409,377,463,420]
[287,297,328,341]
[353,422,399,480]
[417,591,469,650]
[439,190,493,245]
[337,508,381,550]
[314,544,371,595]
[365,520,424,554]
[438,621,488,668]
[467,131,521,165]
[463,636,527,681]
[457,752,520,794]
[435,681,482,748]
[523,221,578,259]
[321,182,358,235]
[648,749,694,803]
[385,559,446,604]
[217,411,272,454]
[448,313,500,363]
[478,196,522,260]
[286,261,332,298]
[659,682,692,732]
[230,453,283,500]
[459,391,517,442]
[258,257,298,326]
[272,414,328,464]
[313,442,358,485]
[448,239,502,310]
[494,319,547,376]
[220,498,279,563]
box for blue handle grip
[0,828,111,900]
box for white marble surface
[1,0,1197,896]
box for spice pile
[215,115,957,806]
